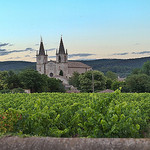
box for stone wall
[0,137,150,150]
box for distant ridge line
[1,56,150,77]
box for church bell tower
[56,37,68,78]
[56,36,68,63]
[36,37,48,74]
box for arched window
[59,56,61,63]
[59,70,63,76]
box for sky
[1,0,150,62]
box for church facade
[36,37,92,84]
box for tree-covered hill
[81,57,150,77]
[0,61,36,72]
[1,57,150,77]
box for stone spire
[58,36,65,54]
[39,37,45,55]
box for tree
[111,80,129,92]
[126,74,150,93]
[106,71,117,81]
[142,61,150,76]
[79,70,106,92]
[18,69,46,93]
[69,72,80,88]
[111,81,123,91]
[18,70,65,93]
[47,78,65,92]
[131,68,141,75]
[0,71,8,90]
[106,78,112,89]
[42,74,65,92]
[6,71,21,89]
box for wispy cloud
[132,51,150,54]
[0,43,13,47]
[0,43,9,47]
[0,47,36,56]
[48,53,95,59]
[25,48,35,51]
[0,49,7,52]
[112,52,129,56]
[0,49,10,56]
[69,53,95,58]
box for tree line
[1,60,150,93]
[69,61,150,93]
[0,69,65,93]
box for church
[36,37,92,84]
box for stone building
[36,37,92,84]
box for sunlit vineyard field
[0,90,150,138]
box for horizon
[1,0,150,62]
[1,55,150,63]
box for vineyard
[0,90,150,138]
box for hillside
[81,57,150,77]
[1,57,150,77]
[0,61,36,72]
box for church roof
[68,61,91,68]
[39,38,45,55]
[58,37,65,54]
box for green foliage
[12,88,25,93]
[82,57,150,77]
[0,71,9,90]
[0,61,36,72]
[0,70,65,93]
[106,71,117,80]
[131,68,141,75]
[6,71,20,89]
[79,70,106,92]
[142,61,150,75]
[0,89,11,94]
[69,72,80,88]
[106,78,112,89]
[126,74,150,93]
[18,69,45,93]
[0,92,149,138]
[111,81,123,91]
[45,76,65,93]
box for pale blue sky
[1,0,150,61]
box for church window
[59,70,63,76]
[50,73,53,77]
[59,56,61,63]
